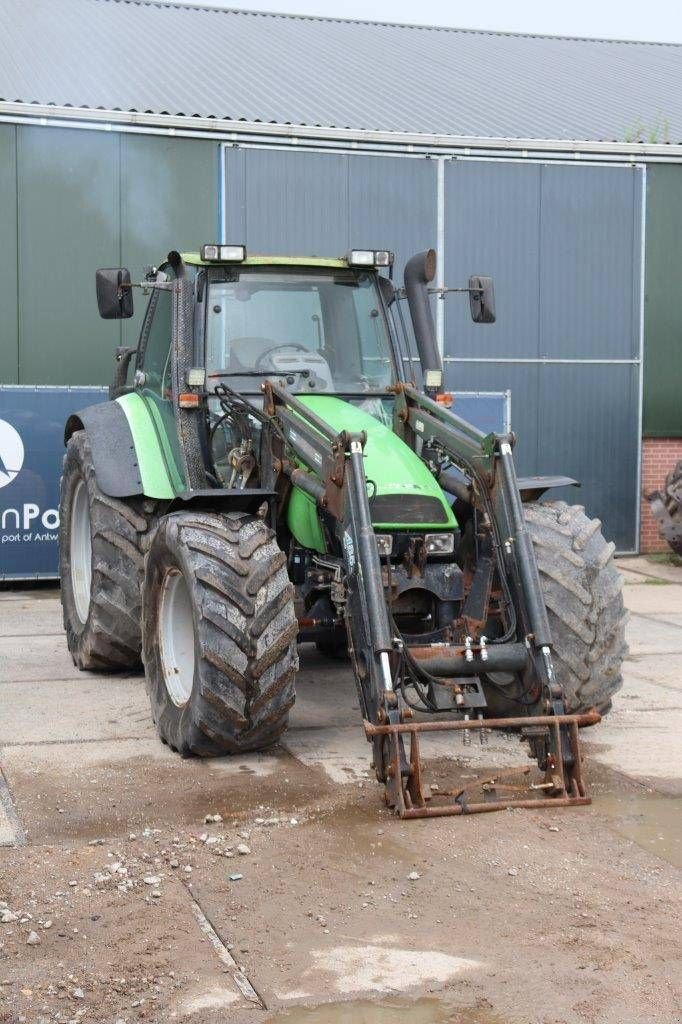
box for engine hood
[296,395,455,530]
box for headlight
[347,249,395,268]
[375,534,393,556]
[425,533,455,554]
[201,243,246,262]
[219,244,246,262]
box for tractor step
[364,711,600,819]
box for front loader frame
[258,381,597,818]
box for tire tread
[525,500,627,714]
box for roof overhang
[1,100,682,162]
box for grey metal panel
[536,364,639,552]
[0,124,18,384]
[443,161,642,360]
[225,148,349,257]
[442,160,642,551]
[444,360,639,551]
[538,165,641,359]
[225,147,437,280]
[3,1,682,144]
[443,160,542,360]
[347,154,437,282]
[16,125,121,386]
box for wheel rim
[159,569,196,706]
[70,479,92,624]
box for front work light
[201,243,246,262]
[375,534,394,556]
[347,249,395,268]
[424,369,443,390]
[425,533,455,555]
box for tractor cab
[189,249,398,398]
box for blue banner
[0,387,108,580]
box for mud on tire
[60,430,152,671]
[142,511,298,756]
[524,500,628,715]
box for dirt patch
[1,757,681,1023]
[0,745,336,845]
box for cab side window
[138,270,174,395]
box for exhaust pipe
[404,249,442,388]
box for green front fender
[116,392,185,498]
[67,392,184,500]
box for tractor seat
[228,336,278,371]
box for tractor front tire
[524,500,628,715]
[142,511,298,756]
[60,430,151,671]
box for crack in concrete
[0,735,149,748]
[186,887,265,1008]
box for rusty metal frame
[365,711,599,818]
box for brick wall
[640,438,682,552]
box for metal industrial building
[1,0,682,552]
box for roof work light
[346,249,394,268]
[201,244,247,262]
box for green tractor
[59,245,626,817]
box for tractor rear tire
[648,460,682,556]
[60,430,151,671]
[524,500,628,715]
[142,511,298,756]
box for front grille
[370,493,449,525]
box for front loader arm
[393,385,560,709]
[262,382,598,818]
[262,383,397,729]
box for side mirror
[96,268,134,319]
[469,275,495,324]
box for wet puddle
[594,790,682,869]
[268,998,508,1023]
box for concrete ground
[0,556,680,1024]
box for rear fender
[516,475,580,502]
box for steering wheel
[254,343,311,369]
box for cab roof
[181,253,351,269]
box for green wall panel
[17,126,120,385]
[644,164,682,437]
[0,124,18,384]
[10,126,217,386]
[120,134,218,350]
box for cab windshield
[205,266,395,394]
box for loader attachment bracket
[365,711,599,818]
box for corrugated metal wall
[643,164,682,438]
[0,125,217,386]
[0,128,645,550]
[224,147,437,281]
[443,159,643,552]
[224,146,643,550]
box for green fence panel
[644,164,682,437]
[0,124,18,384]
[120,134,218,350]
[17,126,121,386]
